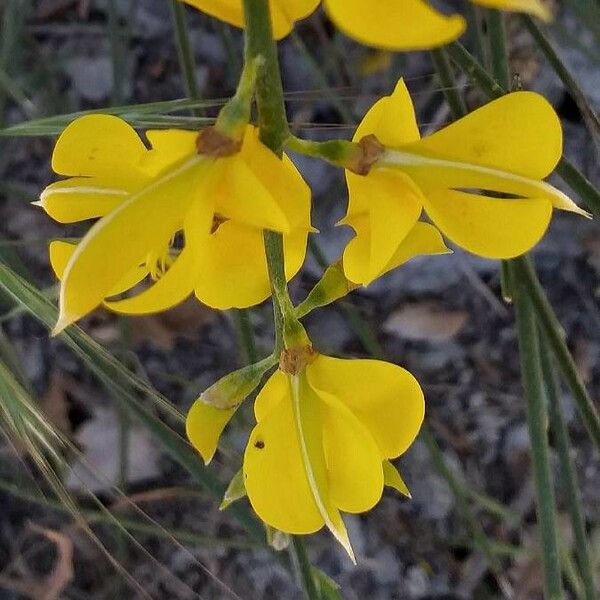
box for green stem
[285,135,359,169]
[289,537,320,600]
[486,10,510,90]
[430,49,467,120]
[465,3,487,66]
[512,256,600,453]
[170,0,203,116]
[240,3,319,597]
[232,310,258,365]
[242,0,288,152]
[510,261,564,600]
[540,338,597,600]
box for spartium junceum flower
[341,79,590,286]
[323,0,550,50]
[37,115,311,334]
[180,0,320,39]
[186,349,424,561]
[179,0,550,49]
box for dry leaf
[383,302,468,342]
[130,298,216,350]
[41,370,88,437]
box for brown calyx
[279,345,317,376]
[347,134,385,176]
[211,213,229,234]
[196,127,242,157]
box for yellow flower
[180,0,320,39]
[187,353,424,560]
[38,115,311,333]
[180,0,549,50]
[323,0,551,50]
[342,79,589,286]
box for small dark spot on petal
[254,439,265,449]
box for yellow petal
[382,221,451,275]
[474,0,551,21]
[423,189,553,259]
[353,79,421,147]
[343,169,423,285]
[383,460,411,498]
[409,92,562,179]
[215,155,290,232]
[269,0,320,39]
[38,178,130,223]
[104,246,197,314]
[307,355,425,459]
[52,115,147,184]
[194,221,271,309]
[324,0,466,50]
[141,129,198,177]
[186,399,237,464]
[239,126,312,231]
[54,157,208,334]
[49,240,148,296]
[318,389,384,514]
[254,369,288,422]
[180,0,319,40]
[243,378,325,534]
[283,227,310,283]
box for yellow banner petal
[52,115,147,184]
[324,0,465,51]
[407,92,562,179]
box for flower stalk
[240,1,321,596]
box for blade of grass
[520,15,600,149]
[486,10,510,90]
[0,476,258,550]
[430,49,467,119]
[0,260,270,544]
[510,260,564,600]
[512,256,600,453]
[540,337,597,600]
[170,0,203,116]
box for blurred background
[0,1,598,598]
